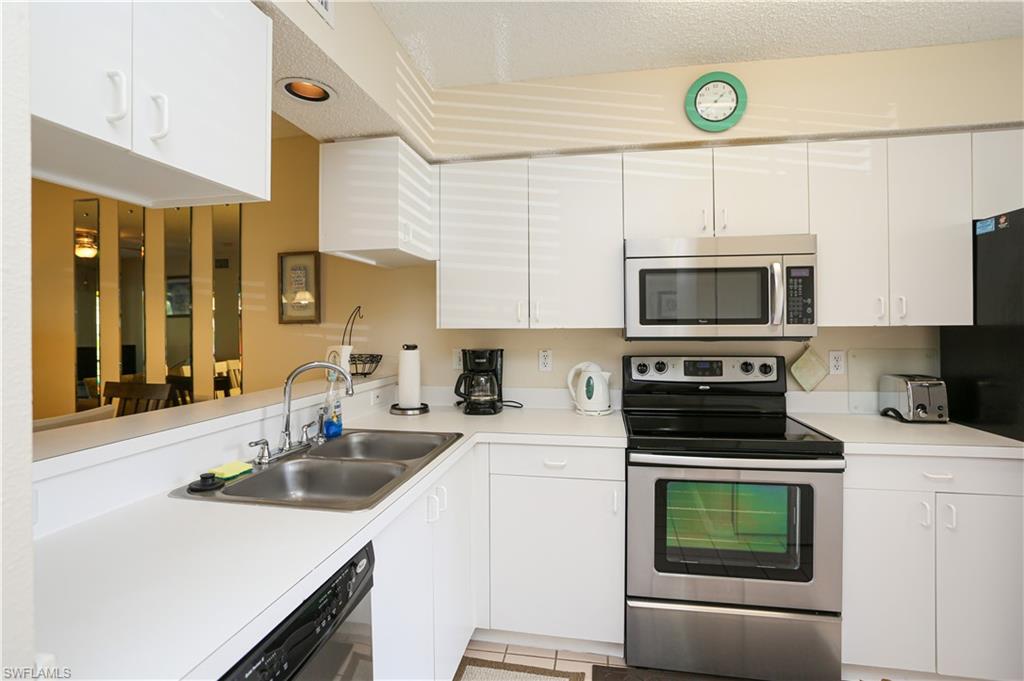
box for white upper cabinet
[972,129,1024,218]
[30,1,271,207]
[30,2,133,150]
[623,149,713,238]
[936,493,1023,681]
[888,134,973,326]
[131,2,271,200]
[809,139,890,326]
[528,154,623,328]
[438,159,530,329]
[320,137,438,267]
[712,143,810,236]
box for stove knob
[740,361,754,374]
[654,361,667,374]
[636,362,650,376]
[758,362,774,376]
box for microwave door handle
[771,262,784,325]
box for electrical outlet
[452,349,463,371]
[539,349,553,372]
[369,389,385,406]
[828,350,846,375]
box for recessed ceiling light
[278,77,335,103]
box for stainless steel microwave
[625,235,817,339]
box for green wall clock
[685,71,747,132]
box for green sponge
[208,460,253,480]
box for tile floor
[464,641,626,681]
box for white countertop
[794,412,1024,459]
[33,406,626,680]
[33,405,1022,679]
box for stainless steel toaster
[879,374,949,422]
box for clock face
[694,80,738,122]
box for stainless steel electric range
[622,355,844,681]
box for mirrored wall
[165,207,193,405]
[73,199,101,412]
[118,204,146,383]
[212,205,243,397]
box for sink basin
[175,429,462,512]
[308,430,456,461]
[222,459,407,510]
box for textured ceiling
[373,1,1024,88]
[256,2,398,143]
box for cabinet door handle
[516,301,523,323]
[701,209,708,232]
[720,208,727,231]
[542,460,567,469]
[426,494,440,523]
[876,296,886,320]
[613,489,621,514]
[920,501,932,527]
[897,295,908,319]
[436,485,448,512]
[923,472,954,481]
[532,301,540,324]
[150,93,170,140]
[105,70,128,122]
[944,503,958,530]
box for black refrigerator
[940,207,1024,441]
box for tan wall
[429,38,1024,159]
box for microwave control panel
[786,266,815,325]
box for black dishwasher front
[222,543,373,681]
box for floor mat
[455,656,586,681]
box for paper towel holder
[390,402,430,415]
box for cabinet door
[132,2,271,199]
[972,129,1024,219]
[372,492,435,681]
[438,159,529,329]
[809,139,890,326]
[842,489,935,672]
[491,474,625,643]
[712,143,809,235]
[30,2,132,149]
[888,134,972,326]
[936,493,1023,681]
[432,456,476,681]
[528,154,623,328]
[623,149,713,239]
[399,139,440,261]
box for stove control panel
[629,356,779,382]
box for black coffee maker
[454,349,515,415]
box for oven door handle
[770,261,784,326]
[628,452,845,471]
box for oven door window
[654,480,813,582]
[639,268,768,325]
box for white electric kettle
[567,362,612,416]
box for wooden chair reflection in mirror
[165,375,195,406]
[102,382,174,417]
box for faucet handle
[248,438,271,465]
[300,421,318,444]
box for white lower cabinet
[843,488,936,672]
[843,457,1024,681]
[373,454,475,681]
[935,493,1024,681]
[490,451,625,643]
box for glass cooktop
[624,412,843,456]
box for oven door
[625,256,784,339]
[626,452,843,612]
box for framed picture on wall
[166,277,192,317]
[278,251,321,324]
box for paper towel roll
[398,344,421,408]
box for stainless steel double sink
[176,430,462,511]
